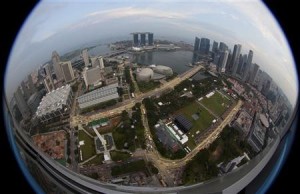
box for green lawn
[176,102,215,147]
[78,130,96,161]
[84,154,104,165]
[200,91,231,116]
[177,102,215,133]
[110,150,131,162]
[138,81,160,93]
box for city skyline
[5,1,296,191]
[5,0,298,106]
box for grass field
[78,130,96,161]
[110,150,131,162]
[200,91,231,116]
[84,154,104,165]
[176,102,215,149]
[177,102,215,133]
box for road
[70,64,204,127]
[137,100,243,184]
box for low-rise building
[77,83,119,110]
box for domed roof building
[136,68,154,82]
[153,65,173,76]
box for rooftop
[259,114,269,128]
[77,83,119,109]
[36,85,71,117]
[78,83,118,103]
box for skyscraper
[199,38,210,54]
[231,44,242,76]
[194,37,200,51]
[99,57,104,69]
[21,81,31,101]
[141,33,146,46]
[212,41,218,53]
[43,63,52,77]
[82,49,90,67]
[236,54,244,76]
[243,50,253,82]
[249,63,259,85]
[225,51,232,73]
[148,33,154,46]
[43,76,55,93]
[52,51,63,81]
[262,80,271,96]
[218,50,229,73]
[27,74,36,94]
[60,61,75,83]
[133,33,139,46]
[219,42,228,52]
[14,86,31,119]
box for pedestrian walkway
[79,155,97,165]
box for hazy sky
[5,0,298,106]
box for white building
[77,83,119,109]
[60,61,75,83]
[82,66,103,87]
[52,51,63,81]
[43,75,55,93]
[82,49,90,67]
[36,85,73,123]
[91,56,104,69]
[136,68,154,82]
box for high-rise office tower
[219,42,228,53]
[43,76,55,93]
[249,63,259,85]
[236,54,244,76]
[218,50,229,73]
[141,33,146,46]
[231,44,242,76]
[14,86,31,119]
[148,33,154,46]
[91,56,104,69]
[213,53,220,65]
[52,51,63,81]
[240,54,248,75]
[99,57,104,69]
[27,74,36,94]
[60,61,75,83]
[82,49,90,67]
[243,50,253,82]
[133,33,139,46]
[43,63,52,77]
[212,41,218,53]
[225,51,232,73]
[199,38,210,54]
[21,81,31,101]
[262,79,271,96]
[194,37,200,51]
